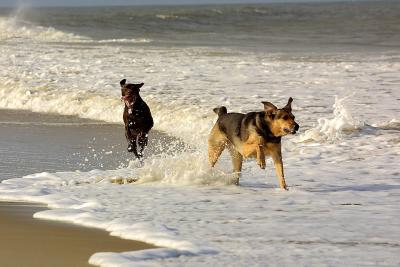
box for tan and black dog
[208,98,299,190]
[120,79,153,159]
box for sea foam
[293,95,363,143]
[0,16,86,42]
[0,9,400,267]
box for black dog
[120,79,153,158]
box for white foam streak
[90,248,191,267]
[97,38,153,44]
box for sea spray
[293,95,363,143]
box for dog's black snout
[294,123,299,131]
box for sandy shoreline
[0,109,166,266]
[0,202,156,267]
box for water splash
[293,95,363,143]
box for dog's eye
[283,115,289,120]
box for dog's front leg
[270,143,288,190]
[256,144,266,169]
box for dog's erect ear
[262,101,278,115]
[120,79,126,87]
[283,97,293,112]
[134,83,144,91]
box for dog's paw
[280,181,288,191]
[258,161,266,169]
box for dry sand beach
[0,109,165,266]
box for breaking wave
[0,16,151,44]
[293,96,364,143]
[0,78,212,147]
[0,16,87,42]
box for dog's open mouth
[284,128,297,134]
[121,95,135,108]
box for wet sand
[0,109,183,266]
[0,202,155,267]
[0,109,183,180]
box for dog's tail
[213,106,227,117]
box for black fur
[213,106,227,116]
[217,111,281,144]
[121,79,153,159]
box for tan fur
[269,118,296,137]
[209,128,288,189]
[208,124,227,168]
[208,124,244,185]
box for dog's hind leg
[208,125,226,167]
[208,139,225,167]
[227,145,243,185]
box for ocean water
[0,2,400,266]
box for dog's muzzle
[121,95,136,108]
[292,123,300,134]
[284,123,299,134]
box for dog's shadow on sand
[238,183,400,193]
[239,182,277,190]
[308,183,400,193]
